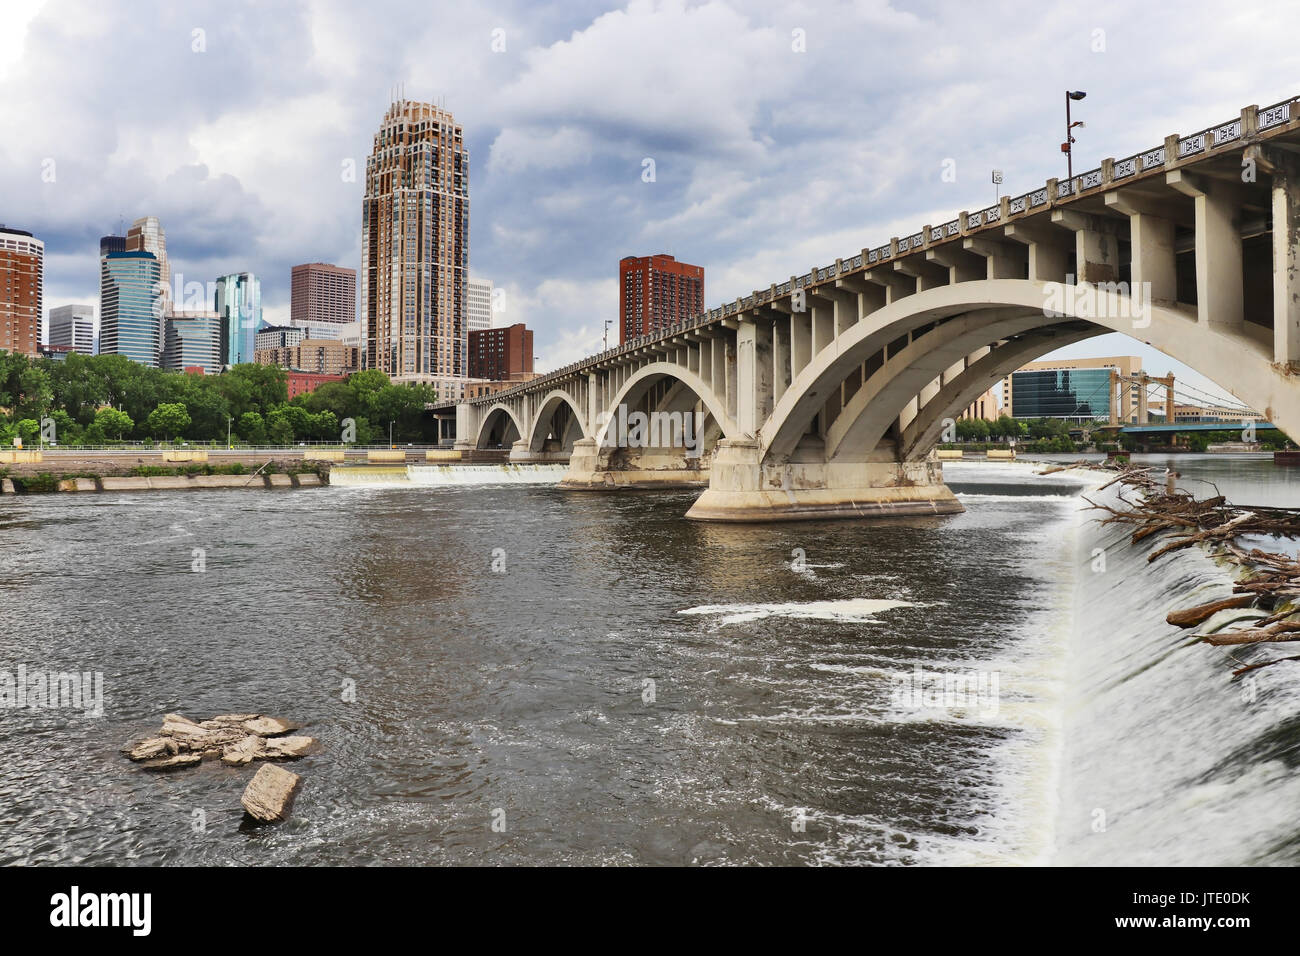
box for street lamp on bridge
[1063,90,1087,182]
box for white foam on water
[678,598,916,625]
[1051,480,1300,865]
[955,493,1086,502]
[329,463,566,488]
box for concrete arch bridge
[450,96,1300,521]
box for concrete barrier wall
[425,449,463,462]
[0,450,43,463]
[936,449,964,460]
[986,449,1017,460]
[162,450,209,462]
[85,473,325,492]
[367,450,407,462]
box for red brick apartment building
[0,226,43,357]
[619,254,703,343]
[469,322,533,381]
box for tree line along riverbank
[0,351,441,446]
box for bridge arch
[475,403,526,450]
[594,362,737,456]
[898,324,1103,460]
[526,388,589,453]
[761,278,1294,464]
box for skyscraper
[162,310,222,373]
[0,226,43,357]
[48,304,95,354]
[125,217,170,303]
[619,254,704,343]
[291,262,356,325]
[125,217,170,348]
[361,99,469,395]
[214,273,261,367]
[98,234,125,351]
[100,251,162,366]
[467,277,494,334]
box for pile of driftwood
[1078,464,1300,676]
[123,712,314,822]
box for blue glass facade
[100,251,162,367]
[1010,368,1114,420]
[214,273,261,367]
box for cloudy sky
[3,0,1298,405]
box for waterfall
[1053,479,1300,865]
[328,463,568,487]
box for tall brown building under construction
[361,99,469,395]
[291,263,356,325]
[619,254,704,343]
[0,226,44,357]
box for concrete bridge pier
[684,437,962,522]
[507,439,573,464]
[558,438,711,489]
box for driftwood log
[1166,595,1258,628]
[1075,463,1300,667]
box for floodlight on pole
[1063,90,1087,182]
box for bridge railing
[457,94,1300,409]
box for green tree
[237,411,266,444]
[265,408,294,445]
[177,377,231,441]
[14,418,40,446]
[49,409,80,445]
[147,402,191,440]
[213,364,287,418]
[95,407,134,440]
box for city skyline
[4,0,1300,402]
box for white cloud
[5,0,1300,404]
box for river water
[0,454,1296,865]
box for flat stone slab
[221,735,266,766]
[241,764,301,822]
[141,753,203,772]
[199,714,260,730]
[243,716,299,737]
[122,737,177,762]
[264,735,316,759]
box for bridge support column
[508,439,564,463]
[558,438,710,490]
[1249,145,1300,365]
[1168,170,1244,330]
[685,438,962,523]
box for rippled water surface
[0,456,1293,865]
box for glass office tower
[100,251,162,367]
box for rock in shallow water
[122,737,176,762]
[140,753,203,772]
[242,716,299,737]
[221,735,266,766]
[241,764,301,822]
[264,735,316,759]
